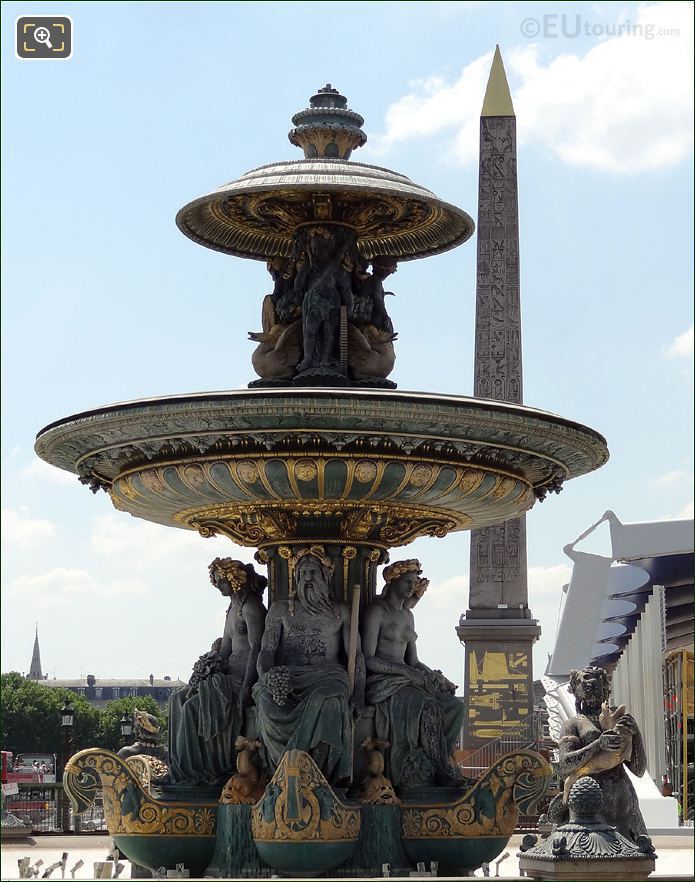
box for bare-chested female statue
[362,559,467,791]
[168,559,267,786]
[253,546,364,785]
[551,666,647,841]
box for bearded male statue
[551,665,648,842]
[253,546,365,785]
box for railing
[4,784,106,833]
[457,711,549,779]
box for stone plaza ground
[1,833,693,880]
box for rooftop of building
[37,678,187,688]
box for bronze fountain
[36,84,608,877]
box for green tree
[97,696,167,752]
[0,673,100,759]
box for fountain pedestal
[518,777,656,880]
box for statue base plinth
[458,616,541,750]
[456,615,541,640]
[519,777,657,881]
[518,857,656,880]
[248,375,397,389]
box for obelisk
[457,47,540,749]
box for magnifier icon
[34,26,53,49]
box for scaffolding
[664,649,694,821]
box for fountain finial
[289,84,367,160]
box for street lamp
[119,713,134,748]
[60,700,74,730]
[59,699,74,833]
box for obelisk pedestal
[458,47,540,750]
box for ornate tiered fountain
[36,85,608,877]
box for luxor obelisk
[457,48,541,749]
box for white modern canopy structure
[543,510,694,831]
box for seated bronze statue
[362,559,466,791]
[253,546,365,786]
[168,559,267,787]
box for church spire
[28,624,43,680]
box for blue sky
[2,1,692,688]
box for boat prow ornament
[251,749,361,876]
[63,749,217,875]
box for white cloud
[650,469,689,489]
[529,563,572,597]
[91,513,225,561]
[6,567,148,607]
[405,571,469,690]
[90,513,257,577]
[20,457,76,486]
[367,54,492,163]
[369,3,693,173]
[426,573,469,610]
[666,324,694,358]
[662,500,694,520]
[528,563,573,674]
[677,500,694,519]
[1,508,56,548]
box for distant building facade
[37,674,187,708]
[24,629,186,708]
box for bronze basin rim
[175,157,475,261]
[36,387,608,450]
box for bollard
[494,851,509,877]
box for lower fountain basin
[401,750,552,874]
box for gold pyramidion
[481,45,515,117]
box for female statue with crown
[168,558,267,787]
[362,559,467,791]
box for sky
[1,1,693,692]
